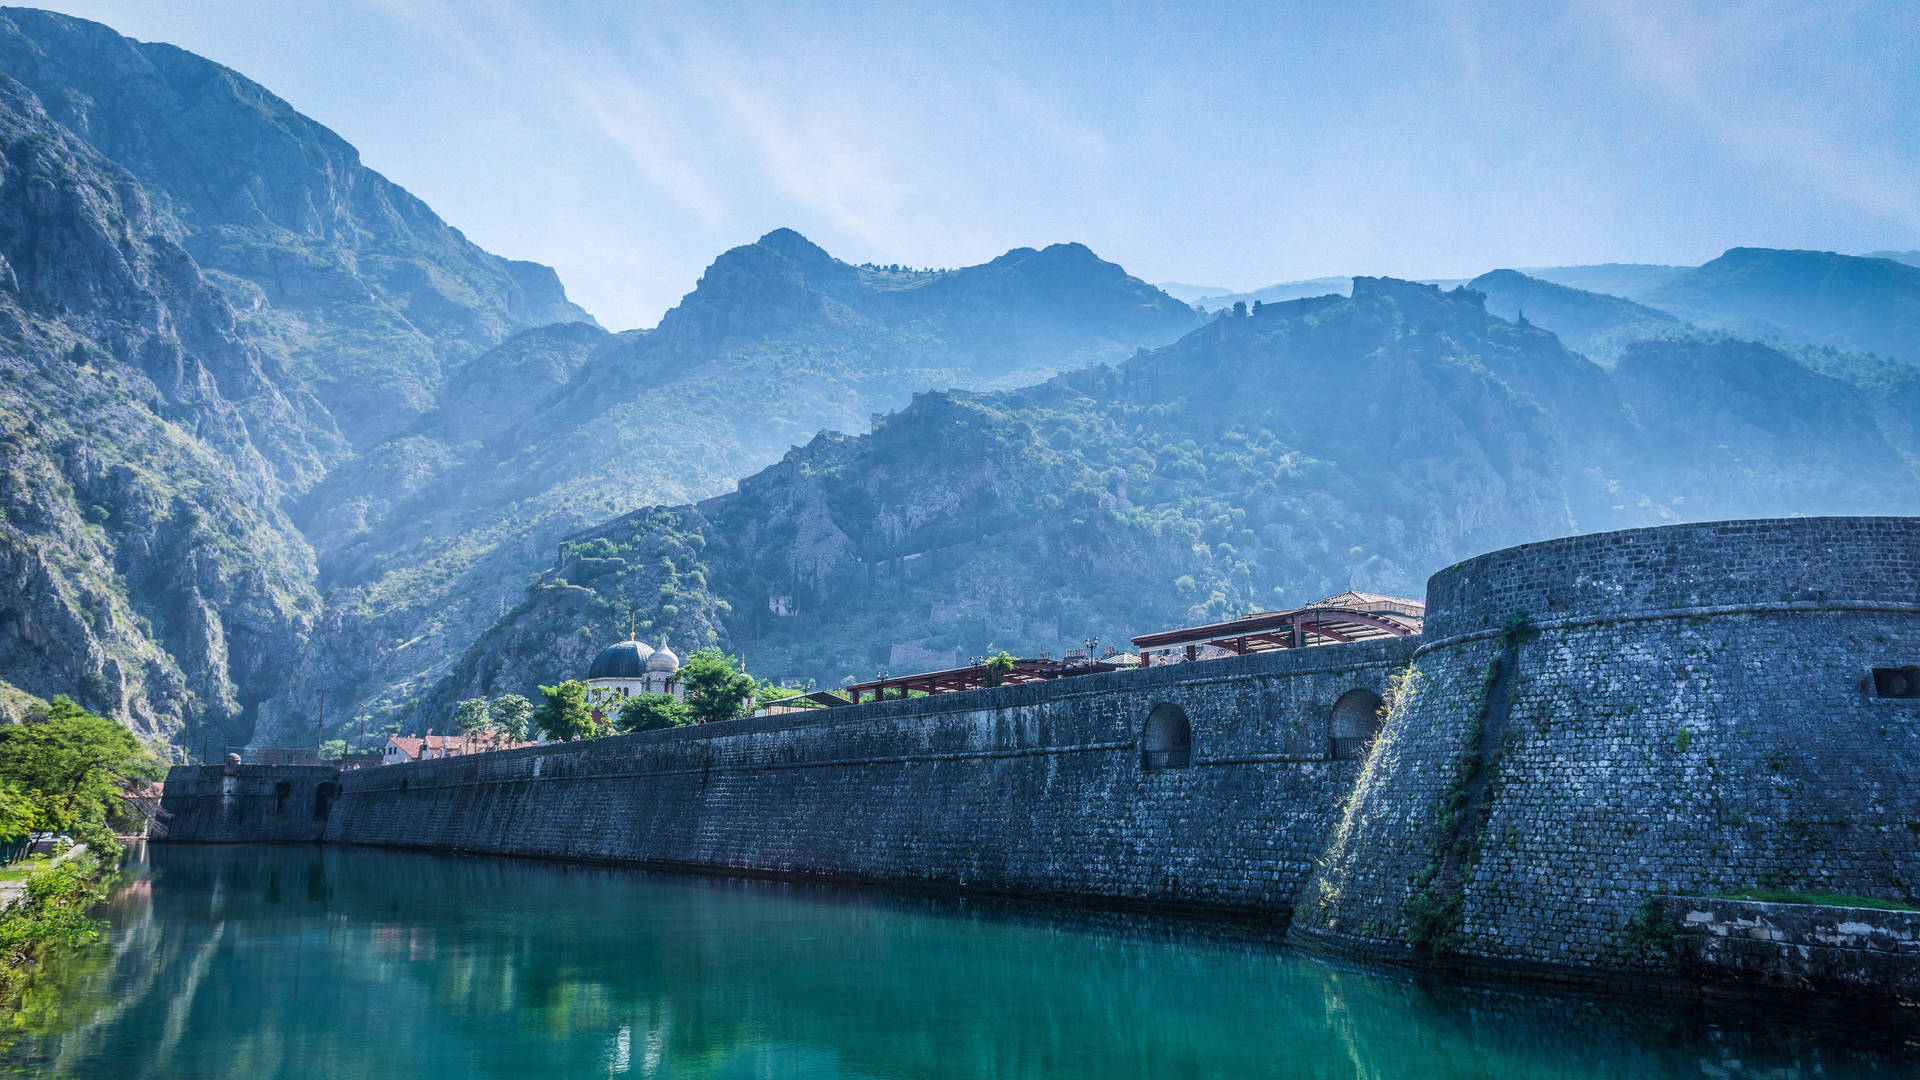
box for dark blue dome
[587,639,654,679]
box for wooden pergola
[1131,591,1423,666]
[839,651,1141,704]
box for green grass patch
[1718,889,1916,911]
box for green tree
[453,697,493,737]
[317,739,348,761]
[679,648,756,724]
[752,683,809,708]
[492,693,534,742]
[0,782,41,840]
[533,681,599,741]
[617,693,693,732]
[0,696,160,855]
[984,650,1016,687]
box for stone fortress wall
[161,517,1920,993]
[1290,516,1920,978]
[159,763,340,844]
[165,638,1415,917]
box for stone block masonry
[1292,516,1920,987]
[1650,896,1920,1004]
[158,764,341,843]
[160,516,1920,999]
[166,639,1415,917]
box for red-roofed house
[382,732,533,765]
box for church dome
[647,642,681,673]
[587,639,654,680]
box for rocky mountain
[253,229,1199,743]
[1520,263,1690,300]
[0,9,1197,750]
[0,9,600,752]
[1645,248,1920,366]
[0,7,595,452]
[5,8,1918,755]
[430,278,1920,701]
[1468,269,1686,363]
[0,76,321,743]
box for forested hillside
[432,277,1920,701]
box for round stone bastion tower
[1290,516,1920,978]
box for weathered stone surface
[164,639,1412,916]
[159,764,339,844]
[1653,896,1920,1004]
[1292,516,1920,983]
[160,516,1920,998]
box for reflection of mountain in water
[5,845,1914,1079]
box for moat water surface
[3,844,1916,1079]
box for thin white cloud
[563,72,732,225]
[1581,0,1920,232]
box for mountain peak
[756,227,831,263]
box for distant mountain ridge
[1520,263,1689,299]
[1468,269,1686,363]
[255,227,1200,743]
[1645,248,1920,365]
[430,276,1920,702]
[1152,281,1235,303]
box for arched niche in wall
[313,781,340,823]
[1141,703,1192,769]
[1329,689,1385,761]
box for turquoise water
[4,844,1916,1079]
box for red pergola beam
[1136,605,1418,657]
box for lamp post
[315,688,330,760]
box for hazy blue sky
[34,0,1920,329]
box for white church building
[584,638,683,706]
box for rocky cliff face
[0,10,595,752]
[0,7,596,452]
[0,11,1202,752]
[0,77,319,745]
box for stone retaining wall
[164,640,1414,917]
[157,764,340,843]
[1652,896,1920,1004]
[157,516,1920,999]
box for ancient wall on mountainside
[160,640,1411,916]
[157,764,341,843]
[1291,517,1920,977]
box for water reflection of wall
[10,846,1914,1080]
